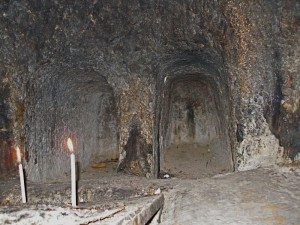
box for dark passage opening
[160,75,233,179]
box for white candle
[16,147,27,203]
[67,138,77,207]
[71,153,76,206]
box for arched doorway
[160,75,233,178]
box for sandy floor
[163,143,232,178]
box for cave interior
[0,0,299,224]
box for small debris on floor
[91,163,107,169]
[163,174,170,179]
[154,188,161,195]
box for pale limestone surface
[161,167,300,225]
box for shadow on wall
[117,119,152,177]
[0,84,16,176]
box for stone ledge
[0,194,164,225]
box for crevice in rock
[118,120,152,177]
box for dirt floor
[163,143,232,178]
[0,163,299,225]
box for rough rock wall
[223,1,285,170]
[0,0,299,180]
[223,0,300,169]
[0,79,14,174]
[270,1,300,161]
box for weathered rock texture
[0,0,299,181]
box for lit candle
[16,146,27,203]
[67,138,77,207]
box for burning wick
[16,146,27,203]
[67,138,77,207]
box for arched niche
[154,53,234,179]
[25,68,119,181]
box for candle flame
[67,138,74,153]
[16,146,21,163]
